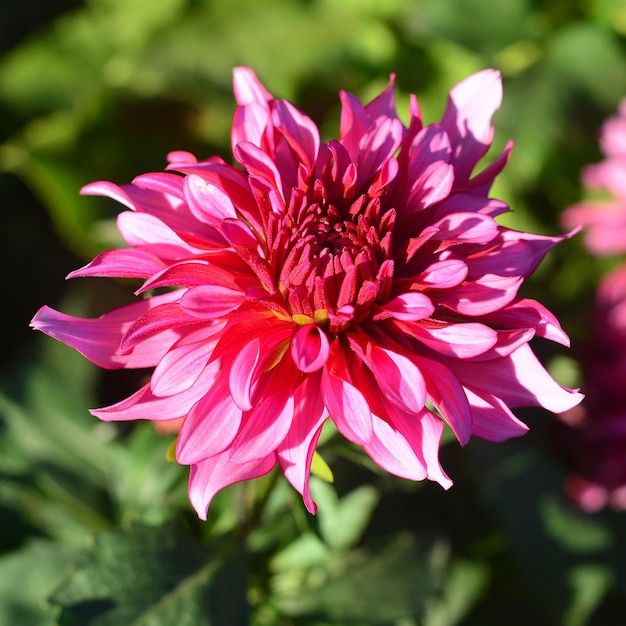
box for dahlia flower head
[562,99,626,256]
[31,68,583,519]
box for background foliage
[2,0,626,624]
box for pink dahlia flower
[31,68,582,519]
[561,99,626,255]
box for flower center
[271,189,395,333]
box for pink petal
[381,292,435,321]
[364,413,427,480]
[417,259,468,289]
[233,66,273,106]
[413,354,473,445]
[183,174,237,226]
[419,410,453,488]
[151,340,214,397]
[179,284,246,319]
[440,69,502,180]
[465,386,529,442]
[291,324,330,373]
[444,343,583,413]
[369,346,426,414]
[406,161,455,210]
[431,212,499,244]
[91,360,219,422]
[479,298,570,346]
[232,102,271,151]
[277,374,329,514]
[176,372,243,463]
[229,393,295,463]
[188,451,276,520]
[31,292,182,369]
[357,116,405,181]
[273,100,320,170]
[321,367,373,445]
[117,211,206,261]
[120,301,200,353]
[437,274,523,316]
[229,339,262,411]
[67,248,165,280]
[411,322,497,359]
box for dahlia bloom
[561,99,626,255]
[31,68,582,519]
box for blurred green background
[2,0,626,624]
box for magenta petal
[277,374,328,514]
[117,211,204,261]
[445,344,583,413]
[229,393,295,463]
[480,298,570,346]
[417,259,468,288]
[441,69,502,180]
[369,346,426,414]
[31,293,181,369]
[273,100,321,170]
[437,274,523,316]
[188,452,276,520]
[414,354,473,445]
[233,66,273,106]
[412,322,497,359]
[364,413,427,480]
[419,410,453,488]
[183,175,237,226]
[322,368,373,445]
[232,102,271,151]
[382,292,434,321]
[91,360,219,422]
[176,373,243,464]
[291,324,330,373]
[67,248,165,279]
[179,285,246,319]
[465,386,529,442]
[151,341,214,397]
[431,212,499,244]
[229,339,262,411]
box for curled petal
[381,292,435,321]
[465,386,529,442]
[291,324,330,373]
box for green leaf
[311,478,380,552]
[51,523,248,626]
[272,532,450,623]
[0,540,77,626]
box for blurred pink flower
[561,99,626,255]
[31,68,582,519]
[558,267,626,512]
